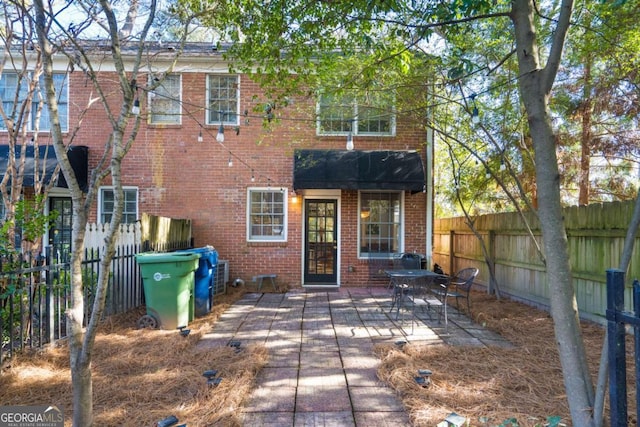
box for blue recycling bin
[178,246,218,316]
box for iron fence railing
[0,240,192,363]
[605,269,640,427]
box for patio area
[197,286,512,426]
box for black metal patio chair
[431,267,479,315]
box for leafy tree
[27,0,197,424]
[0,2,63,258]
[552,0,639,205]
[191,0,640,424]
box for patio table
[385,269,450,327]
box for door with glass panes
[304,199,337,284]
[49,197,72,263]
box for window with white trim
[317,92,394,136]
[247,188,287,242]
[149,74,181,124]
[359,191,402,257]
[0,72,69,132]
[206,75,239,125]
[99,187,138,224]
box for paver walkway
[198,287,511,426]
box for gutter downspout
[425,85,434,269]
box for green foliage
[0,221,17,259]
[190,0,639,213]
[14,195,59,243]
[0,195,58,255]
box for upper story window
[149,74,181,125]
[317,91,395,136]
[206,75,239,125]
[247,188,287,242]
[0,72,69,132]
[359,191,402,258]
[98,187,138,224]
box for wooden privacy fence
[606,269,639,427]
[434,200,640,323]
[83,213,193,252]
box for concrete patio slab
[294,411,355,427]
[198,286,511,426]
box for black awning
[0,145,88,192]
[294,149,426,193]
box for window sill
[247,241,288,247]
[147,123,182,128]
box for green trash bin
[135,252,199,330]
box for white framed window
[206,75,239,125]
[358,191,402,257]
[98,187,138,224]
[317,91,395,136]
[247,188,287,242]
[0,72,69,132]
[149,74,181,124]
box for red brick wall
[2,69,428,289]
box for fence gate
[606,269,640,427]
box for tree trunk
[33,1,154,425]
[578,55,593,206]
[71,355,93,427]
[511,1,595,425]
[68,208,93,426]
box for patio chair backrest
[450,267,479,290]
[393,253,422,270]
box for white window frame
[206,75,240,126]
[246,187,288,242]
[98,186,139,224]
[148,74,182,125]
[316,92,395,137]
[357,190,404,259]
[0,71,69,132]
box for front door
[304,199,338,284]
[49,197,73,263]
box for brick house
[0,43,433,289]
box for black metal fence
[0,240,191,363]
[606,269,640,427]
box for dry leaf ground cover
[375,291,638,427]
[0,286,268,426]
[0,286,637,426]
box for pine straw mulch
[374,291,638,427]
[1,287,638,426]
[0,286,268,426]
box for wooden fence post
[448,230,454,275]
[488,229,496,294]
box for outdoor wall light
[228,157,233,167]
[346,132,354,151]
[197,130,203,143]
[131,98,140,115]
[216,124,225,142]
[291,191,299,204]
